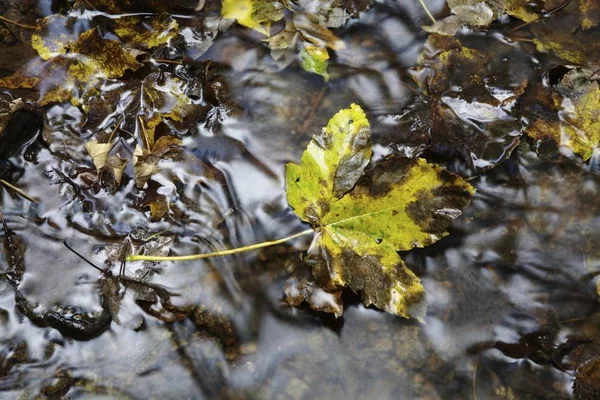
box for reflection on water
[0,0,599,399]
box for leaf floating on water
[300,45,330,80]
[288,0,373,28]
[113,13,179,49]
[102,154,129,188]
[524,68,600,161]
[85,138,113,170]
[424,0,503,35]
[286,104,474,318]
[133,135,183,188]
[221,0,283,36]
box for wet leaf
[31,15,83,60]
[288,0,373,28]
[113,13,179,49]
[0,27,141,105]
[403,34,531,169]
[98,275,122,324]
[504,0,541,22]
[84,138,113,170]
[71,28,141,79]
[133,135,183,188]
[579,0,600,29]
[81,72,196,139]
[524,68,600,161]
[284,274,343,317]
[222,0,284,36]
[102,228,175,264]
[425,0,504,36]
[265,15,344,76]
[530,1,600,64]
[286,104,474,318]
[102,154,128,187]
[300,45,330,80]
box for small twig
[0,15,39,30]
[0,179,39,203]
[108,115,124,143]
[138,116,150,149]
[153,59,182,65]
[510,0,571,32]
[63,241,111,277]
[127,229,314,262]
[418,0,437,24]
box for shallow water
[1,0,599,399]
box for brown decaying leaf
[133,135,183,188]
[284,274,343,317]
[402,34,532,169]
[85,139,113,170]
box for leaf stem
[510,0,571,31]
[138,115,150,149]
[127,228,314,262]
[0,179,39,203]
[418,0,437,24]
[108,115,124,143]
[154,59,182,65]
[0,15,39,30]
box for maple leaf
[285,104,474,318]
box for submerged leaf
[530,0,600,64]
[222,0,283,36]
[31,15,83,60]
[82,72,195,134]
[504,0,542,22]
[300,45,330,80]
[288,0,373,27]
[524,68,600,161]
[0,26,141,105]
[404,34,531,169]
[424,0,503,35]
[84,139,128,191]
[579,0,600,29]
[102,154,128,188]
[113,13,179,49]
[70,28,141,79]
[265,14,344,76]
[286,105,474,318]
[133,135,183,188]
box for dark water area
[1,0,600,399]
